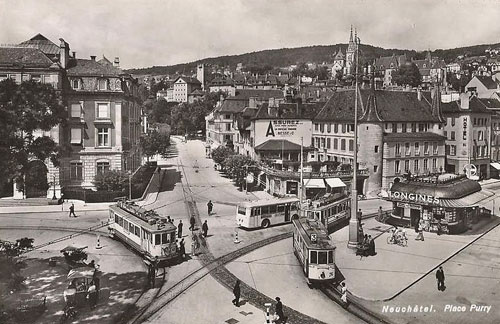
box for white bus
[236,197,300,229]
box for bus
[236,197,300,229]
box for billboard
[254,119,312,147]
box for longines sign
[388,191,440,205]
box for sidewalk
[0,199,112,214]
[331,216,500,301]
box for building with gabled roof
[172,75,202,102]
[465,75,500,99]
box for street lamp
[52,174,57,200]
[128,171,132,201]
[244,164,249,195]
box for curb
[0,208,109,215]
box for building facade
[173,76,202,102]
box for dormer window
[72,79,80,89]
[98,79,108,90]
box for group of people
[358,234,376,257]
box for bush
[94,170,129,192]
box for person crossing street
[177,220,183,238]
[207,200,213,215]
[69,203,77,217]
[202,220,208,237]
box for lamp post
[348,32,361,249]
[245,164,249,195]
[52,174,57,200]
[128,171,132,201]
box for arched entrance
[25,160,49,198]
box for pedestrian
[368,235,376,256]
[179,239,185,260]
[232,280,241,307]
[191,233,199,256]
[207,200,213,215]
[436,266,445,291]
[177,220,183,238]
[415,222,425,241]
[69,203,76,217]
[189,216,196,231]
[202,220,208,237]
[87,281,97,309]
[275,297,285,323]
[340,282,348,307]
[436,218,442,235]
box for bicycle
[387,233,408,247]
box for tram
[301,193,350,234]
[292,216,336,285]
[108,200,178,263]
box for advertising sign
[254,119,312,147]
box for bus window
[155,234,161,245]
[328,251,334,263]
[318,251,327,264]
[161,233,168,244]
[269,205,277,213]
[277,204,284,212]
[238,206,246,215]
[291,202,297,210]
[252,207,260,216]
[310,251,318,264]
[261,206,269,214]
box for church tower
[345,26,358,75]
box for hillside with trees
[125,42,500,76]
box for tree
[93,170,129,191]
[447,72,471,92]
[392,63,422,87]
[211,146,234,165]
[223,154,254,187]
[140,130,170,161]
[0,79,66,187]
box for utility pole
[245,165,249,195]
[300,136,304,207]
[129,171,132,201]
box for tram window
[124,221,129,232]
[170,232,175,242]
[328,251,334,263]
[277,204,284,212]
[311,251,318,264]
[261,206,269,214]
[161,233,168,244]
[114,215,119,223]
[129,224,135,235]
[318,251,327,264]
[238,206,246,215]
[135,226,140,237]
[155,234,161,245]
[269,205,277,213]
[118,217,123,227]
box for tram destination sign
[388,191,440,205]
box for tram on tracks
[108,200,178,263]
[301,193,351,234]
[292,215,337,285]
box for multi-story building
[63,55,142,189]
[442,94,494,179]
[373,54,408,87]
[172,76,202,102]
[465,75,500,99]
[313,84,446,197]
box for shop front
[386,174,494,234]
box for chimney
[269,97,276,107]
[417,88,422,101]
[59,38,69,69]
[460,93,469,109]
[90,55,96,61]
[72,51,76,58]
[114,57,120,67]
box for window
[97,128,110,147]
[478,131,484,141]
[432,158,437,170]
[349,124,354,132]
[225,123,231,131]
[320,123,324,133]
[96,103,109,118]
[334,124,338,133]
[451,131,455,140]
[98,79,108,90]
[424,159,428,171]
[314,123,319,131]
[418,123,426,132]
[32,74,41,82]
[333,138,338,150]
[450,145,456,156]
[225,114,231,119]
[70,162,83,180]
[405,142,410,155]
[155,234,161,245]
[411,123,416,132]
[414,160,419,173]
[341,139,346,151]
[433,142,438,155]
[71,103,82,118]
[327,138,331,149]
[318,251,327,264]
[72,79,80,89]
[424,142,429,154]
[375,145,379,153]
[321,138,325,148]
[0,74,7,81]
[395,143,401,156]
[349,139,354,152]
[451,117,455,126]
[327,123,331,133]
[96,161,110,175]
[414,142,420,155]
[374,165,378,173]
[70,128,82,144]
[404,160,410,173]
[473,118,477,126]
[402,123,407,133]
[395,160,401,174]
[392,123,397,133]
[311,251,318,264]
[342,124,346,133]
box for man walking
[69,203,77,217]
[177,220,183,238]
[207,200,213,215]
[232,280,241,307]
[178,238,185,261]
[189,216,196,231]
[202,220,208,237]
[275,297,285,323]
[436,266,446,291]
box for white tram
[301,193,350,234]
[108,200,178,263]
[292,216,336,284]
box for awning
[302,179,326,189]
[325,178,346,188]
[440,190,495,208]
[491,162,500,170]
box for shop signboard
[397,202,422,210]
[388,190,440,206]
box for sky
[1,0,499,69]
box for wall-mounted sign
[254,119,312,147]
[396,202,422,210]
[388,191,440,205]
[463,117,468,141]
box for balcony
[260,165,369,180]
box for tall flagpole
[348,33,361,249]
